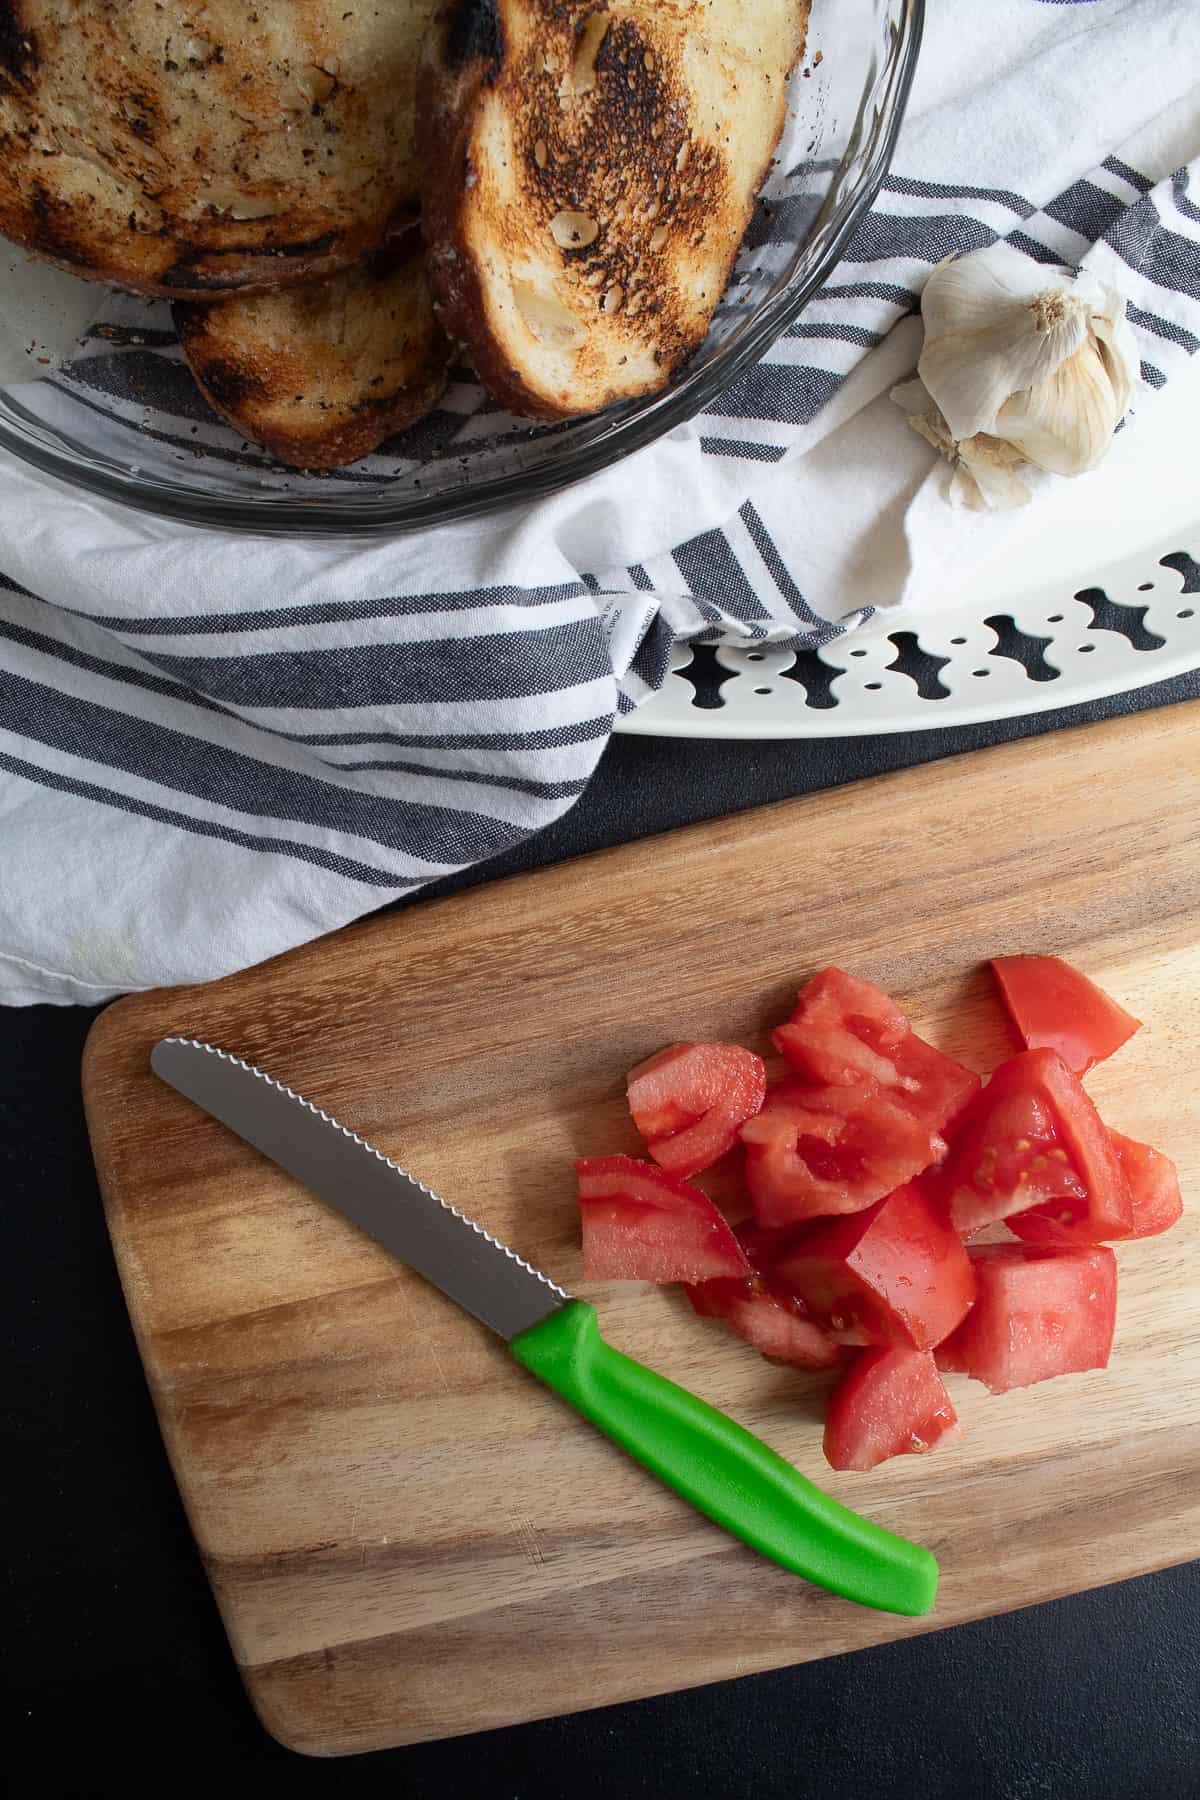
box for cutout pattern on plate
[625,535,1200,739]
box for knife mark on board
[507,1506,548,1569]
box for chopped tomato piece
[1110,1130,1183,1237]
[1012,1128,1183,1244]
[992,955,1141,1076]
[772,967,980,1136]
[626,1041,766,1177]
[944,1059,1084,1235]
[741,1079,947,1226]
[774,1183,975,1351]
[686,1221,842,1370]
[577,1155,751,1284]
[687,1278,842,1369]
[944,1049,1132,1242]
[772,968,910,1087]
[935,1244,1116,1393]
[824,1347,960,1472]
[746,969,980,1226]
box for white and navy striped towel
[1,0,1198,1004]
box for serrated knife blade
[150,1036,568,1341]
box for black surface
[5,674,1200,1796]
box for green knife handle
[510,1301,937,1617]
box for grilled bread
[175,241,451,469]
[421,0,811,419]
[0,0,435,299]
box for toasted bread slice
[421,0,810,419]
[174,241,451,469]
[0,0,435,299]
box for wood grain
[83,702,1200,1757]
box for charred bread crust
[174,240,452,469]
[181,340,449,469]
[0,0,434,300]
[419,0,810,421]
[418,1,557,416]
[0,203,384,303]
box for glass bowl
[0,0,923,538]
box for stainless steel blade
[150,1037,568,1341]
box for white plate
[620,375,1200,739]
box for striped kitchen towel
[1,0,1198,1003]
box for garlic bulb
[893,241,1138,509]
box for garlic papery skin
[893,376,1031,511]
[954,432,1033,511]
[894,241,1139,507]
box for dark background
[5,672,1200,1798]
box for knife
[151,1036,938,1617]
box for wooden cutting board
[83,702,1200,1757]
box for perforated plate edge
[619,526,1200,740]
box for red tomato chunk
[627,1041,766,1178]
[945,1049,1132,1243]
[824,1346,960,1472]
[1010,1126,1183,1245]
[577,1155,751,1284]
[935,1244,1116,1394]
[1108,1129,1184,1238]
[772,967,980,1134]
[945,1060,1083,1236]
[687,1277,842,1369]
[992,955,1141,1076]
[686,1221,842,1370]
[774,1183,975,1351]
[744,969,980,1227]
[742,1080,939,1225]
